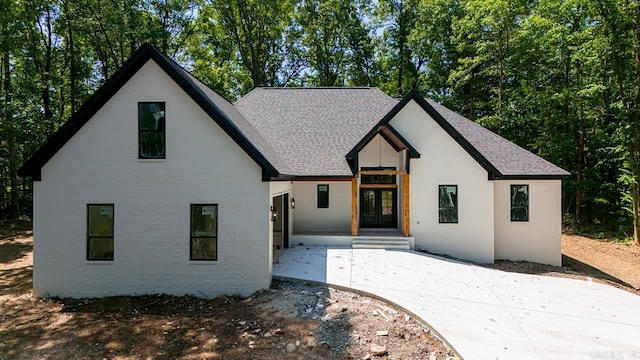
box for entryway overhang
[346,124,421,175]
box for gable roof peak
[19,43,288,181]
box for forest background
[1,0,639,243]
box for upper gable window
[361,167,396,184]
[139,102,166,159]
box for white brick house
[19,44,569,298]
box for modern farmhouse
[19,43,569,298]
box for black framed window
[87,204,114,260]
[438,185,458,223]
[191,204,218,260]
[139,102,166,159]
[317,184,329,208]
[510,185,529,221]
[361,167,396,184]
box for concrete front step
[352,238,411,250]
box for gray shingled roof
[181,71,295,175]
[427,100,570,177]
[235,88,399,176]
[234,87,569,178]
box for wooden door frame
[351,171,410,237]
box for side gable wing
[19,43,280,181]
[350,91,569,180]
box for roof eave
[496,173,571,180]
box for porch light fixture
[270,206,278,222]
[290,198,296,209]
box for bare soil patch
[483,233,640,296]
[561,233,640,290]
[0,224,454,360]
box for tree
[202,0,300,88]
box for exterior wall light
[270,206,278,222]
[290,198,296,209]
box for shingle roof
[19,43,568,181]
[181,72,294,175]
[235,87,399,176]
[427,99,570,177]
[236,88,569,179]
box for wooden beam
[357,170,407,176]
[359,184,398,189]
[351,177,358,236]
[402,173,410,237]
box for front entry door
[360,188,397,228]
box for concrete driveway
[273,247,640,360]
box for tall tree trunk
[39,6,54,134]
[576,72,586,222]
[67,4,77,114]
[397,0,405,97]
[574,61,586,222]
[633,1,640,244]
[4,51,18,217]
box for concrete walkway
[273,247,640,360]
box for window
[87,204,114,260]
[191,204,218,260]
[511,185,529,221]
[438,185,458,223]
[139,102,166,159]
[317,184,329,208]
[361,167,396,184]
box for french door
[360,188,397,228]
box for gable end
[19,43,279,181]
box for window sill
[138,158,166,162]
[189,260,218,265]
[85,260,114,265]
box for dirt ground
[485,233,640,295]
[562,233,640,290]
[3,221,639,360]
[0,222,455,360]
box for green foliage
[2,0,640,241]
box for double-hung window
[87,204,114,260]
[190,204,218,260]
[510,185,529,221]
[438,185,458,223]
[139,102,166,159]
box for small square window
[87,204,114,260]
[317,184,329,208]
[511,185,529,222]
[191,204,218,260]
[438,185,458,223]
[139,102,166,159]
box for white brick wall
[390,100,496,263]
[33,60,271,298]
[494,180,562,266]
[292,181,352,233]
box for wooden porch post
[402,173,410,237]
[351,177,358,236]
